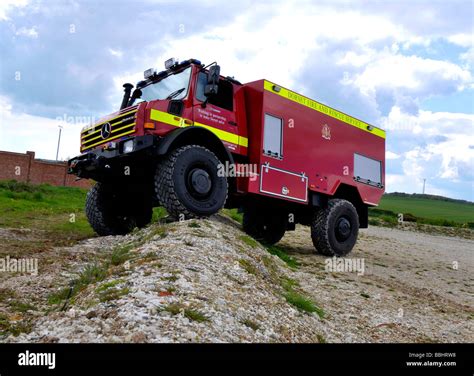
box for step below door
[260,165,308,202]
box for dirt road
[280,225,474,342]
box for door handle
[228,121,237,126]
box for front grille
[81,106,138,151]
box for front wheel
[311,199,359,256]
[155,145,228,219]
[85,183,153,236]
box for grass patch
[95,279,125,293]
[9,301,35,313]
[152,207,168,222]
[266,245,299,269]
[0,313,32,337]
[110,245,133,266]
[146,225,168,240]
[238,259,258,275]
[47,262,108,308]
[279,276,324,318]
[241,318,260,331]
[98,287,130,302]
[280,277,300,291]
[222,208,243,224]
[164,304,209,322]
[284,290,324,317]
[316,333,326,343]
[239,235,259,248]
[188,221,201,228]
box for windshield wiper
[166,87,186,100]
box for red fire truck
[68,58,385,256]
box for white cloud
[385,173,452,197]
[384,107,474,184]
[108,48,123,58]
[353,54,472,96]
[15,26,38,38]
[0,96,84,161]
[386,151,401,160]
[0,0,28,21]
[382,106,474,136]
[447,33,473,48]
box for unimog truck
[68,58,385,256]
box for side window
[354,153,382,186]
[196,72,207,102]
[263,113,283,159]
[195,72,234,111]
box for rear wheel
[85,183,152,236]
[242,204,287,245]
[155,145,228,219]
[311,199,359,256]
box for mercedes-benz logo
[101,122,111,139]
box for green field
[1,180,473,234]
[371,193,474,227]
[0,180,94,239]
[376,195,474,223]
[0,180,165,243]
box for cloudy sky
[0,0,473,200]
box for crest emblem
[101,122,112,139]
[322,124,331,140]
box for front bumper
[68,135,157,180]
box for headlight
[123,140,134,154]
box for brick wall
[0,150,92,189]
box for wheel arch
[332,183,368,228]
[156,127,234,166]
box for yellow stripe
[150,109,249,147]
[82,129,135,150]
[81,109,137,134]
[194,121,239,145]
[81,127,101,139]
[82,133,103,144]
[150,109,183,127]
[83,123,136,147]
[264,80,385,139]
[111,122,135,134]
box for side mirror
[204,65,220,96]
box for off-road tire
[155,145,228,219]
[242,205,287,245]
[85,183,139,236]
[311,199,359,256]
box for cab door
[193,71,240,152]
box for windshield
[134,67,191,104]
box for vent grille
[81,107,138,151]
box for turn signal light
[144,122,155,129]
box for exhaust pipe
[120,83,134,110]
